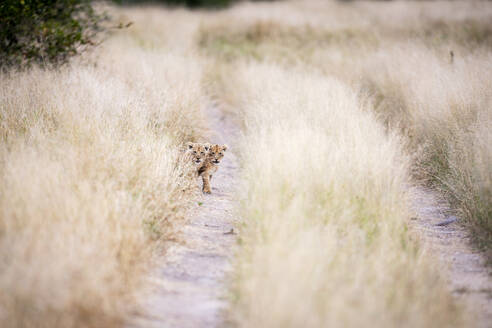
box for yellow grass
[2,1,491,327]
[0,8,207,328]
[197,1,492,326]
[354,46,492,253]
[200,0,492,260]
[217,62,466,328]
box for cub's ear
[186,142,193,149]
[204,143,211,151]
[222,144,228,151]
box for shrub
[169,0,232,8]
[0,0,106,69]
[115,0,233,8]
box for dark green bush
[164,0,232,7]
[115,0,280,10]
[116,0,234,8]
[0,0,106,69]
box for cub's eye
[193,151,197,154]
[219,153,223,155]
[200,152,204,155]
[211,152,215,155]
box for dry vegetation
[1,1,491,327]
[200,0,492,256]
[197,0,492,327]
[220,63,466,327]
[0,8,208,328]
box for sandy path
[128,105,239,328]
[411,188,492,328]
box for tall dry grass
[0,8,207,328]
[197,1,492,326]
[220,62,466,328]
[200,0,492,257]
[353,46,492,254]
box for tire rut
[127,105,239,328]
[410,188,492,328]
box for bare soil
[127,105,239,328]
[411,188,492,328]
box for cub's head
[208,144,227,164]
[186,142,210,165]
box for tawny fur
[185,142,227,194]
[185,142,210,166]
[198,144,227,194]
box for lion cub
[185,142,227,194]
[185,142,210,166]
[198,144,227,194]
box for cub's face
[208,144,227,164]
[186,142,210,165]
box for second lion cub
[198,144,227,194]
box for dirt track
[128,105,239,328]
[411,188,492,328]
